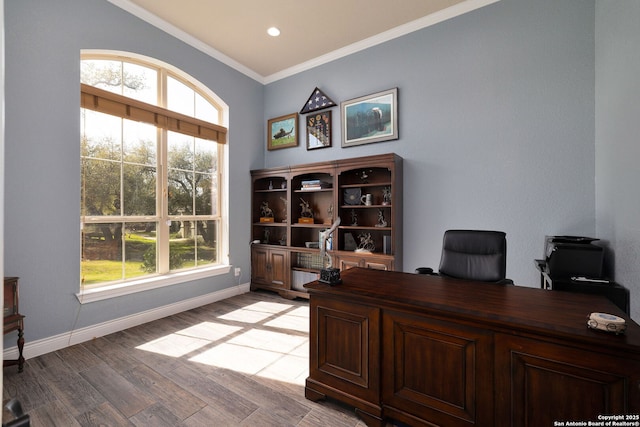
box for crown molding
[108,0,500,85]
[107,0,265,83]
[263,0,501,84]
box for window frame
[77,51,230,304]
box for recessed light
[267,27,281,37]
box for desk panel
[305,268,640,426]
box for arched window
[79,51,228,299]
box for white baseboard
[3,282,251,360]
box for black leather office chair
[416,229,513,285]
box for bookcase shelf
[250,153,402,299]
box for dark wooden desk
[4,277,25,372]
[304,268,640,427]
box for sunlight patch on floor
[258,352,308,385]
[136,321,242,357]
[265,313,308,333]
[218,302,295,323]
[178,321,243,341]
[227,328,306,353]
[136,297,310,384]
[136,333,212,357]
[189,328,308,376]
[189,342,285,375]
[242,301,295,314]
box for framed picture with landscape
[267,113,298,150]
[341,87,398,147]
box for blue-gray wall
[595,1,640,320]
[264,0,596,290]
[3,0,638,354]
[4,0,261,344]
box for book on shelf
[301,180,332,190]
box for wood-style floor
[3,290,374,426]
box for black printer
[544,235,604,279]
[536,236,629,314]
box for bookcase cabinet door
[250,246,289,290]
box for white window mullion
[157,127,169,274]
[120,119,126,280]
[157,69,169,274]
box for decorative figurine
[300,198,313,218]
[375,209,387,227]
[260,201,274,218]
[357,169,372,184]
[263,228,271,244]
[356,232,375,253]
[298,198,314,224]
[382,187,391,205]
[325,203,334,225]
[350,209,358,226]
[318,217,342,285]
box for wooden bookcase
[250,153,402,298]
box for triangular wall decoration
[300,87,336,114]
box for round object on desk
[587,312,626,335]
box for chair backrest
[438,230,507,282]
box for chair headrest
[442,230,506,254]
[439,230,507,282]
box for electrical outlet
[234,267,241,277]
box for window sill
[76,265,232,304]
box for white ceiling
[109,0,498,84]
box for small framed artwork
[306,111,332,150]
[267,113,298,150]
[341,87,398,147]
